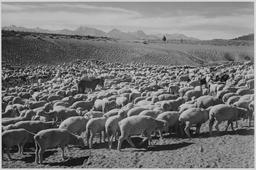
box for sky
[1,2,254,40]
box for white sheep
[196,95,223,109]
[179,107,211,138]
[156,111,180,137]
[2,110,36,126]
[209,104,248,135]
[117,115,166,150]
[85,116,107,148]
[3,120,57,133]
[105,109,127,149]
[34,128,84,164]
[59,116,89,135]
[127,107,149,117]
[138,110,161,118]
[161,97,185,111]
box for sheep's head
[76,136,86,147]
[98,77,105,87]
[237,107,248,119]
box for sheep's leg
[89,132,94,149]
[86,131,90,147]
[195,123,201,135]
[158,130,163,141]
[6,147,13,160]
[18,145,21,154]
[225,121,230,131]
[209,118,215,136]
[35,143,39,164]
[109,135,114,149]
[20,144,24,155]
[117,136,125,151]
[127,137,136,148]
[39,148,44,164]
[60,146,67,160]
[174,123,179,135]
[214,121,221,132]
[99,132,102,143]
[235,120,238,128]
[230,121,234,131]
[184,122,191,138]
[103,131,106,143]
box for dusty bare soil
[2,120,254,168]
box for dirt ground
[2,120,254,168]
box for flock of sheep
[2,59,254,165]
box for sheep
[246,79,254,89]
[73,94,88,102]
[34,128,85,164]
[216,89,230,100]
[129,92,141,102]
[85,111,104,118]
[59,116,89,135]
[134,96,147,104]
[27,101,48,110]
[127,107,149,117]
[183,88,202,101]
[104,108,120,118]
[50,107,79,122]
[178,103,196,113]
[168,85,179,95]
[105,109,127,149]
[157,94,179,101]
[196,95,223,109]
[209,104,248,135]
[2,129,35,160]
[2,106,19,118]
[12,97,25,105]
[179,87,194,97]
[139,110,161,118]
[3,120,57,133]
[179,107,211,138]
[117,115,166,150]
[47,94,62,102]
[85,117,107,148]
[161,97,185,111]
[226,96,241,105]
[238,94,254,102]
[222,93,239,103]
[156,111,181,137]
[70,99,94,111]
[93,99,116,113]
[236,88,254,96]
[116,96,129,108]
[2,110,36,126]
[233,100,254,127]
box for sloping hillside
[233,33,254,41]
[2,31,254,66]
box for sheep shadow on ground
[47,156,89,167]
[19,150,57,163]
[134,141,194,152]
[195,128,254,138]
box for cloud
[2,2,254,40]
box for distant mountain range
[2,25,199,41]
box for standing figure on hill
[162,35,167,43]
